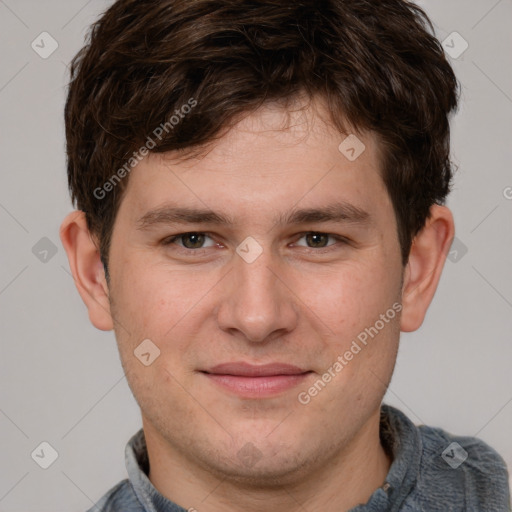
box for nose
[216,246,299,344]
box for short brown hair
[65,0,459,272]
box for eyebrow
[135,202,371,230]
[280,203,371,226]
[136,206,234,230]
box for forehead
[119,97,390,224]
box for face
[106,97,404,484]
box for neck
[144,407,391,512]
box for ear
[400,205,455,332]
[59,211,114,331]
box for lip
[201,362,313,398]
[206,362,308,376]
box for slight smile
[200,362,314,398]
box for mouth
[200,362,314,398]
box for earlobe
[400,205,455,332]
[59,211,114,331]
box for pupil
[184,233,204,248]
[307,233,328,247]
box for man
[60,0,510,510]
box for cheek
[113,257,207,336]
[300,260,398,340]
[110,259,221,385]
[109,262,204,410]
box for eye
[163,232,216,249]
[294,232,341,248]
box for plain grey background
[0,0,511,510]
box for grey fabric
[88,405,511,512]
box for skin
[61,96,454,511]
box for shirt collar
[125,430,186,511]
[369,404,422,510]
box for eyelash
[161,232,350,254]
[162,233,218,253]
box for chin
[209,454,313,489]
[197,433,324,488]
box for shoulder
[85,479,144,512]
[413,424,510,511]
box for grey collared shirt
[87,405,511,511]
